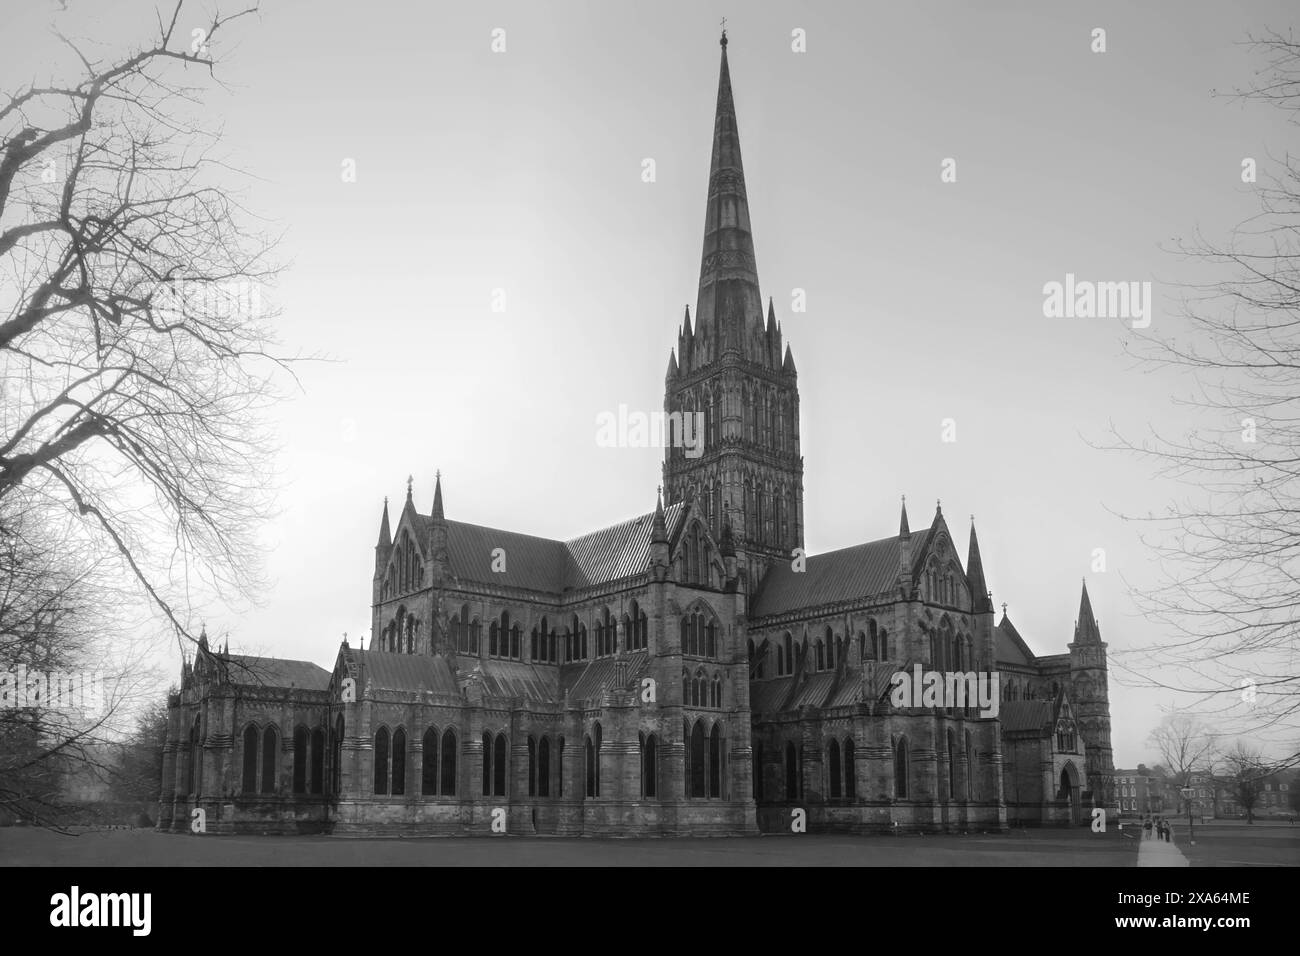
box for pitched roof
[995,614,1036,666]
[790,671,836,709]
[218,654,332,691]
[565,505,685,589]
[751,535,899,618]
[472,659,558,704]
[412,503,688,596]
[350,649,460,698]
[1000,699,1053,733]
[749,676,795,714]
[562,651,650,705]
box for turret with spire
[430,470,449,569]
[966,518,992,614]
[1074,578,1102,644]
[897,496,913,598]
[373,496,394,600]
[1068,578,1117,817]
[650,487,670,580]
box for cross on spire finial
[406,475,413,498]
[720,17,727,45]
[436,469,441,481]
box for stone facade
[158,32,1116,838]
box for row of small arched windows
[925,620,973,672]
[239,724,325,796]
[372,726,460,796]
[683,718,725,799]
[381,606,418,654]
[684,669,723,708]
[381,531,423,600]
[752,736,941,802]
[223,719,694,806]
[670,385,793,456]
[754,622,891,679]
[681,609,720,658]
[448,605,648,662]
[1002,678,1061,702]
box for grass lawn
[0,824,1148,866]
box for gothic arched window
[261,725,277,795]
[894,736,910,799]
[241,724,258,793]
[689,720,707,798]
[828,738,841,799]
[641,732,658,799]
[844,738,856,800]
[709,723,722,798]
[374,727,390,796]
[422,727,439,795]
[293,726,308,794]
[440,729,457,795]
[391,728,406,796]
[310,727,325,795]
[493,733,507,796]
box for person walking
[1143,817,1152,840]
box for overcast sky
[6,0,1296,767]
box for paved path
[1136,828,1189,867]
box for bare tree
[0,497,157,829]
[1106,31,1300,763]
[1220,739,1271,823]
[0,0,285,650]
[1148,714,1218,813]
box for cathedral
[158,32,1117,837]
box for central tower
[663,32,804,592]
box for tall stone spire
[432,470,444,521]
[377,497,391,548]
[1074,579,1102,644]
[693,30,764,365]
[966,518,992,613]
[663,33,804,581]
